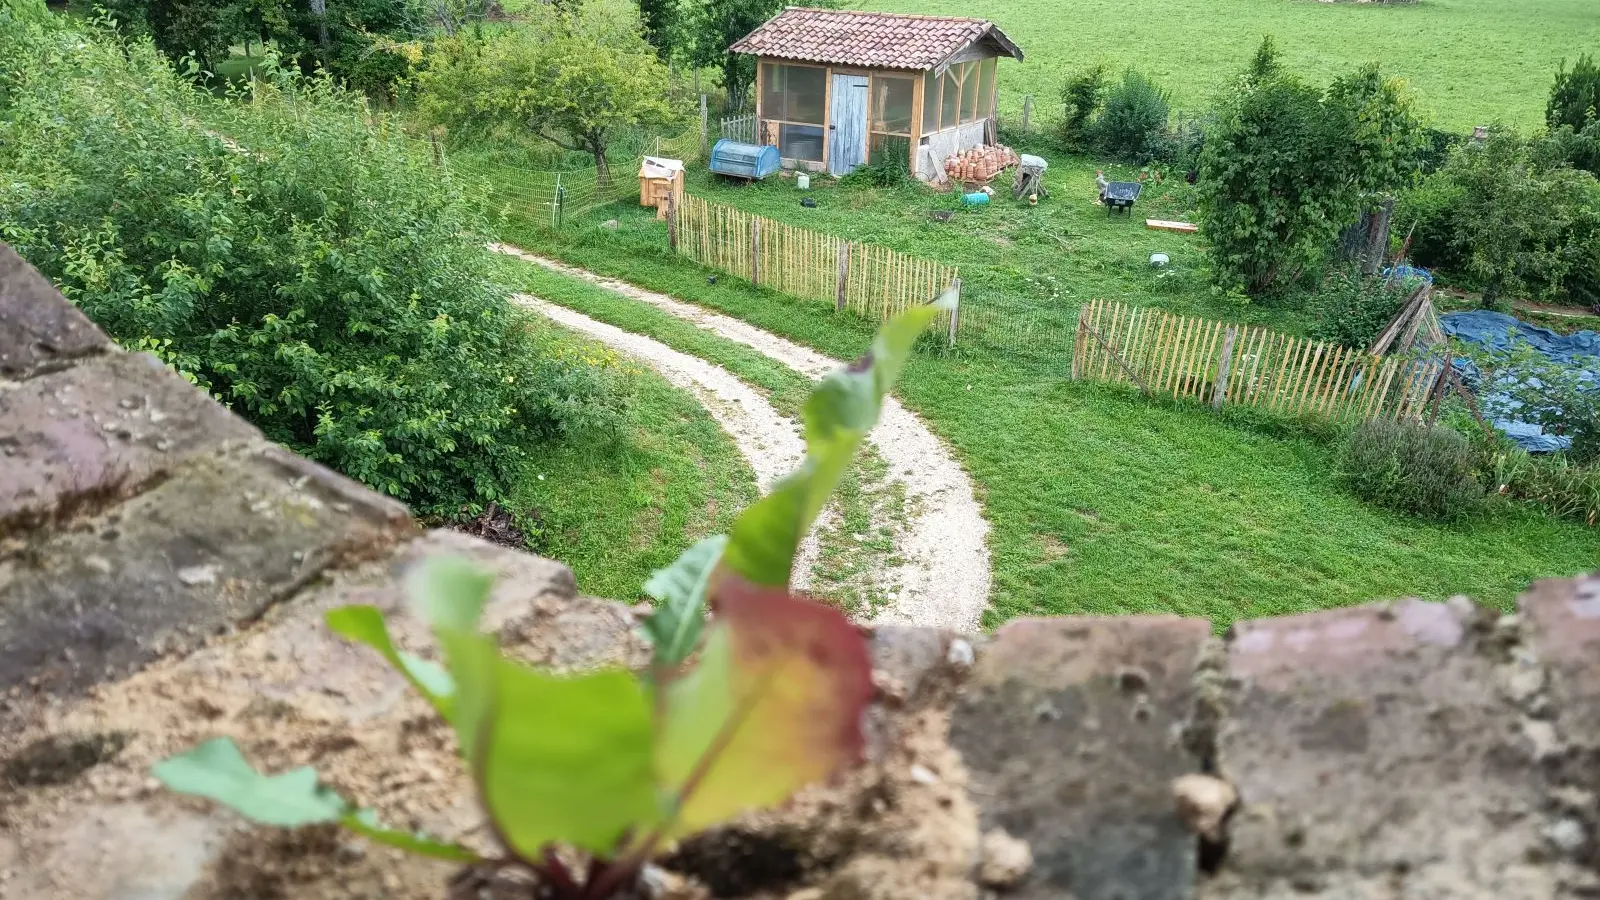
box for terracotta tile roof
[730,8,1022,71]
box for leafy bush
[1486,446,1600,526]
[1058,62,1107,148]
[1087,68,1172,163]
[1548,54,1600,137]
[1199,49,1423,298]
[0,8,627,517]
[1400,129,1600,309]
[153,300,948,900]
[1338,419,1484,521]
[1307,269,1414,347]
[849,136,911,187]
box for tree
[1246,34,1282,83]
[102,0,243,71]
[638,0,676,59]
[417,0,679,182]
[1435,129,1598,309]
[1058,62,1107,148]
[683,0,834,108]
[1199,54,1423,298]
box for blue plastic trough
[709,139,781,181]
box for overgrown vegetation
[1199,41,1424,298]
[1306,269,1415,348]
[0,4,627,518]
[155,302,940,898]
[1338,419,1484,522]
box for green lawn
[507,312,759,602]
[856,0,1600,131]
[497,208,1600,628]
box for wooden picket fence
[671,194,961,340]
[1073,298,1446,422]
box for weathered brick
[0,244,108,379]
[949,615,1212,900]
[0,532,625,900]
[1520,572,1600,879]
[1208,598,1559,899]
[0,445,412,703]
[0,351,259,532]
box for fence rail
[718,112,757,144]
[672,194,961,339]
[1073,298,1444,422]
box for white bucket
[797,173,811,190]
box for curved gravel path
[512,294,825,592]
[496,244,992,633]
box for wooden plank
[1268,337,1301,412]
[1293,344,1329,416]
[1145,219,1199,234]
[1155,312,1183,392]
[1172,316,1202,398]
[1309,344,1348,417]
[1197,320,1225,401]
[1098,301,1123,382]
[1211,326,1239,409]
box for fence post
[835,242,850,312]
[655,135,663,156]
[1071,309,1085,380]
[552,173,562,229]
[666,193,678,252]
[751,218,761,286]
[946,277,962,348]
[1211,326,1238,410]
[1425,355,1453,426]
[427,131,443,167]
[699,94,709,159]
[1021,95,1033,132]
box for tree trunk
[592,145,611,189]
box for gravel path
[495,244,991,633]
[511,294,824,592]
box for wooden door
[829,74,868,176]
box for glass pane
[979,58,997,119]
[872,76,914,135]
[923,70,939,133]
[786,65,827,125]
[962,62,981,123]
[780,124,825,162]
[760,63,783,120]
[941,69,960,130]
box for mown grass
[856,0,1600,131]
[491,255,911,614]
[497,207,1600,628]
[504,312,759,602]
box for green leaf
[641,534,728,667]
[655,577,874,838]
[406,554,494,633]
[152,738,347,827]
[721,297,947,586]
[325,605,454,715]
[468,657,659,860]
[343,809,478,863]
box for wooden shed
[730,8,1023,180]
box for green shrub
[1058,62,1107,149]
[0,9,628,517]
[1486,447,1600,526]
[1307,269,1414,347]
[1338,419,1484,521]
[849,136,911,188]
[1087,68,1171,163]
[1548,54,1600,137]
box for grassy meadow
[858,0,1600,131]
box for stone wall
[3,243,1598,899]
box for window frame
[759,61,828,128]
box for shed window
[870,75,914,136]
[760,63,826,125]
[940,68,961,130]
[922,70,940,134]
[978,58,997,119]
[961,62,982,123]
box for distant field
[857,0,1600,131]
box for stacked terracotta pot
[943,145,1020,184]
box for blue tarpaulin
[1440,311,1600,453]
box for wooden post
[666,193,678,252]
[1211,326,1238,410]
[946,277,962,348]
[1363,196,1395,276]
[1425,355,1453,426]
[751,218,761,286]
[1072,309,1086,380]
[699,93,709,159]
[1021,95,1033,132]
[552,172,562,229]
[835,241,850,312]
[428,132,443,167]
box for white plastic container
[797,173,811,191]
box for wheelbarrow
[1102,180,1142,217]
[1012,154,1050,203]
